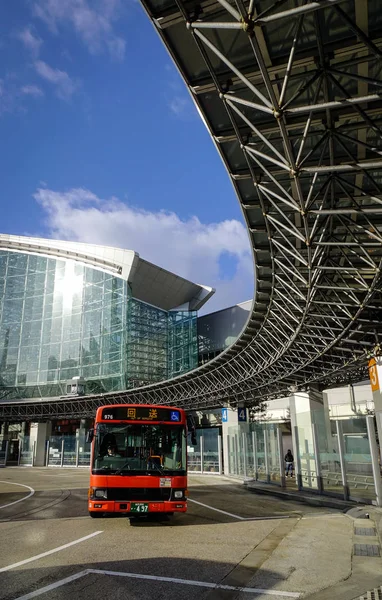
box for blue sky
[0,0,253,313]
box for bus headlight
[94,489,107,499]
[174,490,183,499]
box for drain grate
[354,544,380,557]
[356,585,382,599]
[355,528,376,536]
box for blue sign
[238,408,247,422]
[170,411,180,421]
[222,408,228,422]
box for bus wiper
[147,462,166,476]
[115,462,132,475]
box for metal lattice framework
[1,0,382,421]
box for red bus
[87,404,190,518]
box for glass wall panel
[48,437,63,466]
[227,426,245,476]
[0,250,199,399]
[0,250,128,398]
[316,417,343,495]
[187,430,202,472]
[20,437,33,465]
[63,436,77,466]
[267,425,281,483]
[78,440,91,466]
[202,428,220,473]
[126,299,198,387]
[342,417,376,503]
[226,423,281,482]
[293,409,327,491]
[0,444,7,466]
[253,424,267,481]
[168,310,198,378]
[246,430,256,478]
[295,413,377,502]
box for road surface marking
[14,571,91,600]
[302,514,347,520]
[0,531,102,573]
[189,498,294,521]
[0,481,35,509]
[188,498,245,519]
[14,568,301,599]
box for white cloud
[21,84,44,97]
[34,187,253,313]
[0,79,28,116]
[169,95,191,117]
[107,37,125,61]
[33,0,126,60]
[16,27,42,57]
[34,60,77,100]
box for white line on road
[0,481,35,509]
[189,498,294,521]
[302,513,347,520]
[188,498,245,519]
[14,570,91,600]
[14,568,302,599]
[0,531,103,573]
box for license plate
[130,503,149,513]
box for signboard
[369,358,380,393]
[222,408,228,423]
[238,407,247,422]
[101,406,182,422]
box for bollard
[18,440,22,466]
[218,435,222,475]
[252,431,258,480]
[45,440,50,467]
[4,441,9,467]
[312,423,323,493]
[336,420,349,501]
[60,439,65,467]
[264,429,270,483]
[277,427,286,488]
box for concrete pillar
[289,387,330,490]
[369,357,382,461]
[29,422,52,467]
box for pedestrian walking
[285,449,294,477]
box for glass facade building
[126,299,197,387]
[0,246,201,400]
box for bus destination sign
[101,406,181,422]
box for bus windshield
[92,423,187,475]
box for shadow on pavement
[0,557,296,600]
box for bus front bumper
[88,500,187,514]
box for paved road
[0,469,354,600]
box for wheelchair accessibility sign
[170,411,180,421]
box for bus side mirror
[86,429,94,443]
[191,431,197,446]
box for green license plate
[130,503,149,513]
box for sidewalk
[306,507,382,600]
[221,476,382,598]
[230,499,382,599]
